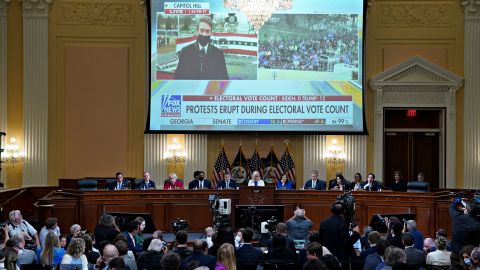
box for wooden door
[383,109,442,189]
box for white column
[22,0,51,186]
[462,0,480,188]
[373,88,384,182]
[144,134,168,188]
[344,135,367,180]
[184,134,207,187]
[0,1,8,185]
[303,135,326,181]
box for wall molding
[59,1,134,25]
[378,3,452,27]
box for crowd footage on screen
[258,14,359,72]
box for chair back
[407,181,429,192]
[77,179,98,191]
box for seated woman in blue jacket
[276,174,293,190]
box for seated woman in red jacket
[163,173,184,189]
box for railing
[0,188,26,212]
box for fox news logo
[161,95,181,117]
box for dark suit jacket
[236,244,264,267]
[136,180,156,190]
[175,42,228,80]
[265,235,296,254]
[364,181,381,191]
[303,179,326,190]
[364,253,383,270]
[106,180,130,190]
[405,246,426,269]
[181,251,217,270]
[350,181,366,191]
[328,179,351,191]
[188,179,212,189]
[319,214,361,262]
[390,180,407,192]
[122,231,143,254]
[217,180,237,189]
[360,246,377,259]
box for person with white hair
[247,171,265,187]
[406,220,424,251]
[426,236,451,267]
[137,239,165,270]
[7,210,40,247]
[286,207,312,241]
[164,173,184,189]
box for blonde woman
[215,243,237,270]
[38,231,65,268]
[247,171,265,187]
[61,238,88,270]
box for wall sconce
[324,139,345,166]
[165,138,186,164]
[1,137,24,167]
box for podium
[239,186,275,205]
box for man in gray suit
[403,232,426,269]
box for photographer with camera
[286,208,312,242]
[449,196,480,253]
[319,201,361,270]
[7,210,39,249]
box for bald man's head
[103,244,119,263]
[193,239,208,254]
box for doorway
[383,109,444,189]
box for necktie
[312,181,315,188]
[226,181,229,187]
[117,183,121,190]
[200,181,203,188]
[254,181,258,187]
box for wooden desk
[35,188,453,237]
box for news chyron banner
[149,0,365,132]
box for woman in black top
[93,214,120,248]
[390,171,407,192]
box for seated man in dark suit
[107,172,130,190]
[137,171,156,190]
[236,227,264,270]
[303,170,326,190]
[360,231,381,259]
[265,223,296,254]
[364,173,381,191]
[122,221,143,254]
[364,239,387,270]
[217,172,237,189]
[181,240,216,270]
[172,230,192,261]
[188,171,211,189]
[403,232,426,269]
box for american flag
[277,148,296,184]
[212,148,231,189]
[264,146,281,181]
[249,148,264,179]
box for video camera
[208,194,231,230]
[336,192,357,227]
[171,218,188,233]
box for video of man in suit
[155,13,257,80]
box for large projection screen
[147,0,366,133]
